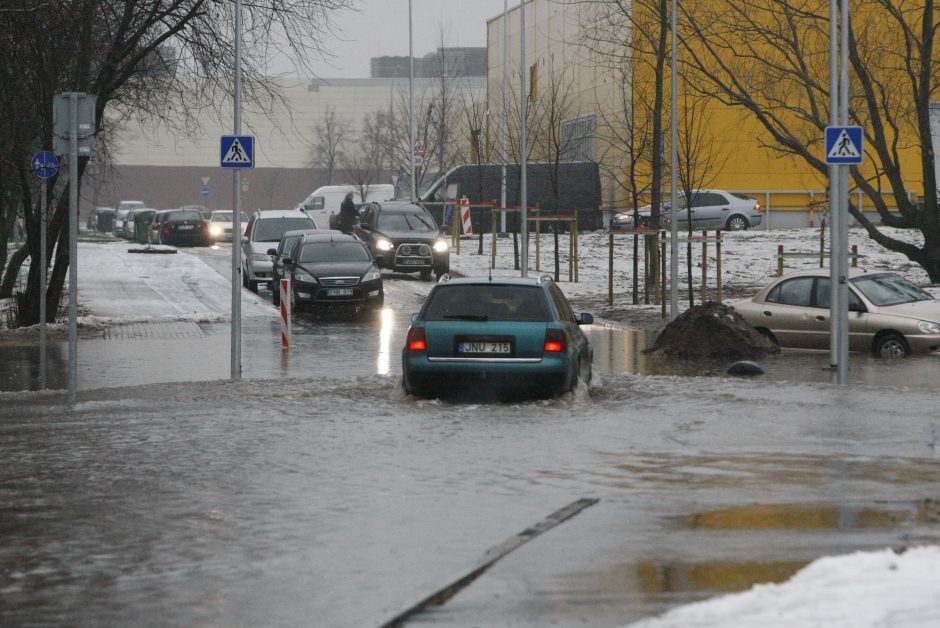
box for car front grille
[320,276,360,287]
[396,243,431,258]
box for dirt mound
[646,301,779,360]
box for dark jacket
[338,197,359,232]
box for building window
[561,114,595,162]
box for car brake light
[406,327,426,351]
[754,203,763,212]
[544,328,566,352]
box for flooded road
[2,376,938,626]
[2,243,939,626]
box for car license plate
[459,341,511,354]
[401,258,423,265]
[327,288,354,296]
[178,225,194,230]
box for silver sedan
[730,268,940,358]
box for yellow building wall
[488,0,927,218]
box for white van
[297,184,394,229]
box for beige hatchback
[730,268,940,358]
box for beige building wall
[112,76,486,169]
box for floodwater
[2,312,939,393]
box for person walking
[338,191,359,234]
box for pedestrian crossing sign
[220,135,254,168]
[825,126,863,165]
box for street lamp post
[669,0,679,320]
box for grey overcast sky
[300,0,511,78]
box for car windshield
[255,217,316,242]
[167,211,202,223]
[299,241,370,263]
[851,273,933,306]
[377,211,437,233]
[423,285,550,322]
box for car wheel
[272,285,280,307]
[872,332,909,359]
[725,215,750,231]
[248,279,259,294]
[420,269,432,281]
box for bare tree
[578,0,672,300]
[344,111,392,203]
[675,85,729,305]
[0,0,355,327]
[680,0,940,281]
[309,105,351,185]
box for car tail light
[544,328,566,352]
[406,327,426,351]
[162,225,171,235]
[754,203,763,212]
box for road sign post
[31,151,58,390]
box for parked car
[268,228,324,306]
[241,209,318,293]
[207,210,250,242]
[354,201,449,280]
[112,208,131,237]
[178,204,212,220]
[401,275,593,399]
[730,268,940,358]
[158,209,211,247]
[612,189,763,231]
[147,209,174,244]
[116,200,146,213]
[282,231,384,313]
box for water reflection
[683,503,913,530]
[636,559,807,594]
[376,307,394,375]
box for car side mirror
[849,301,866,313]
[267,248,278,256]
[281,256,291,265]
[578,313,594,325]
[241,235,249,243]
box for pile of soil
[646,301,779,360]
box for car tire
[726,215,750,231]
[420,269,432,281]
[248,279,259,294]
[872,332,909,359]
[434,267,449,281]
[272,285,280,307]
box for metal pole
[828,0,842,379]
[39,178,47,389]
[520,0,528,277]
[231,0,243,380]
[836,0,850,383]
[669,0,679,320]
[68,93,78,403]
[409,0,416,202]
[500,0,508,233]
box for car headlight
[209,224,223,236]
[375,239,394,252]
[295,269,318,284]
[362,269,381,282]
[251,253,271,262]
[917,320,940,334]
[433,239,449,253]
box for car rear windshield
[167,211,202,222]
[300,241,370,263]
[851,273,932,306]
[212,212,249,223]
[423,285,550,322]
[255,217,316,242]
[377,211,437,233]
